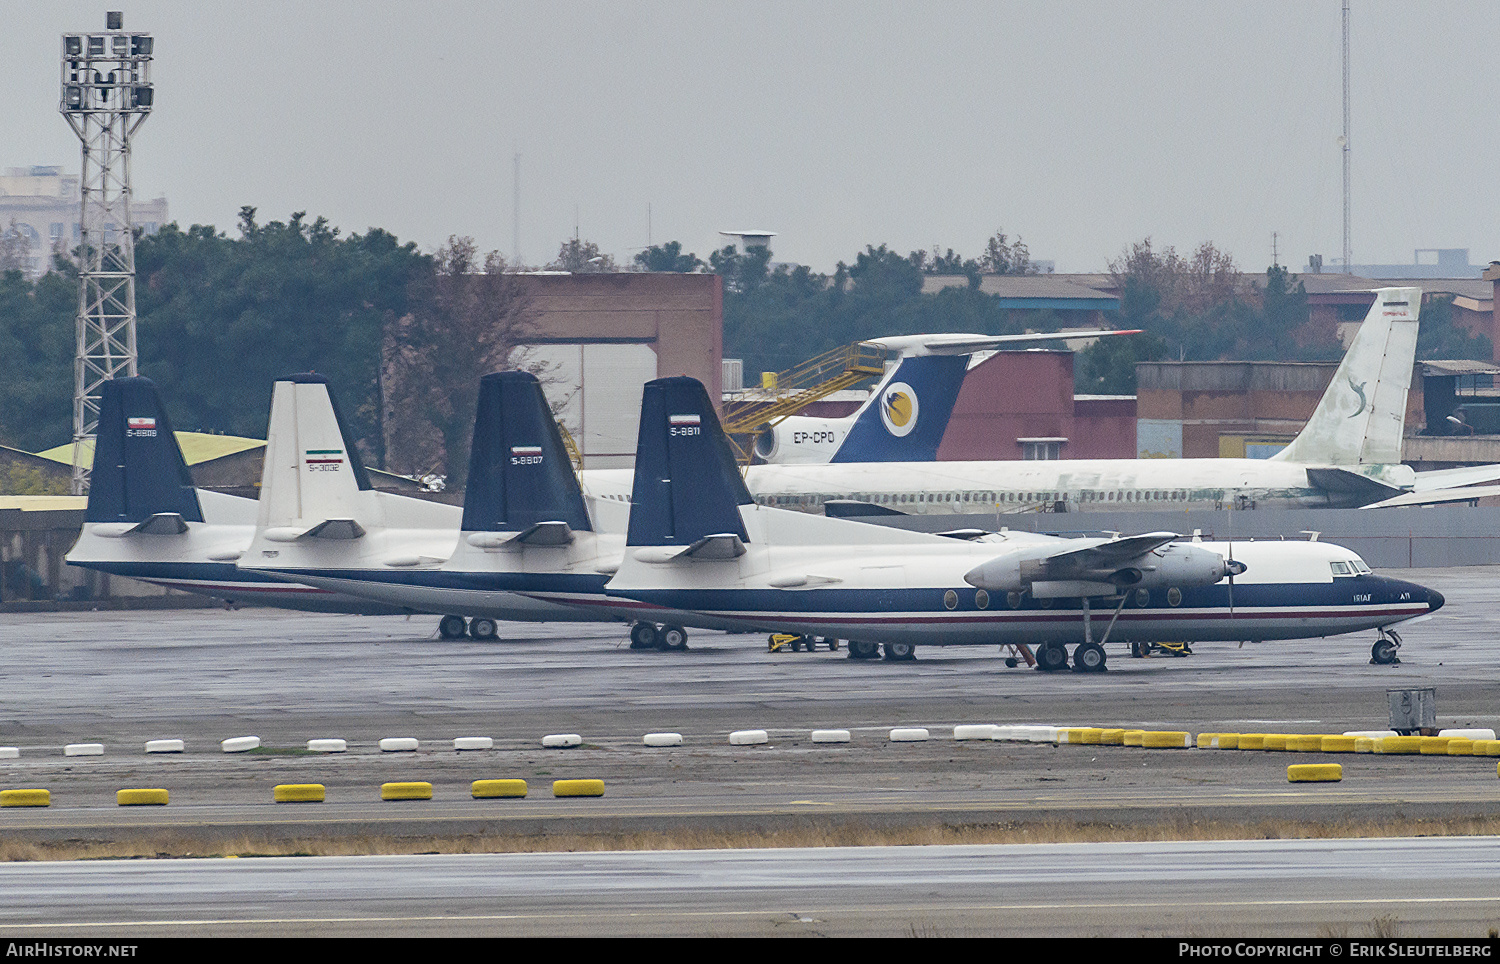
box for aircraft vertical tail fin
[1271,287,1420,466]
[462,371,592,534]
[626,376,752,547]
[86,377,204,524]
[828,354,969,462]
[256,374,374,530]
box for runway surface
[2,838,1498,937]
[2,565,1498,936]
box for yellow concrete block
[552,779,605,798]
[273,784,325,803]
[1320,736,1358,753]
[472,779,528,799]
[1288,764,1342,783]
[1141,731,1191,748]
[0,789,50,807]
[380,781,433,801]
[1098,729,1125,745]
[1379,736,1422,755]
[1237,734,1266,750]
[117,788,168,806]
[1122,730,1146,746]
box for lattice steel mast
[60,12,154,493]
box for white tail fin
[1271,286,1420,466]
[256,374,381,534]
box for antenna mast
[1342,0,1351,273]
[60,11,154,493]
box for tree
[633,241,704,273]
[979,228,1035,276]
[383,237,536,488]
[0,221,33,275]
[549,238,616,273]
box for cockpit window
[1330,562,1351,576]
[1350,558,1372,574]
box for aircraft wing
[1363,485,1500,509]
[1040,532,1180,570]
[862,329,1141,357]
[1412,464,1500,491]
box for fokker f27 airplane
[65,376,462,614]
[582,287,1500,514]
[599,377,1444,670]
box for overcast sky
[4,1,1496,274]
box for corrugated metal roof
[35,433,265,468]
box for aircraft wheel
[826,638,840,652]
[658,625,689,651]
[439,615,468,639]
[848,640,880,660]
[469,618,499,640]
[882,642,916,662]
[629,621,659,650]
[1073,641,1107,673]
[1005,657,1019,668]
[1036,642,1069,672]
[1370,637,1399,665]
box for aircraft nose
[1427,588,1445,613]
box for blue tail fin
[461,371,592,533]
[626,376,751,547]
[829,354,969,462]
[86,377,204,524]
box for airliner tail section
[462,371,592,534]
[86,377,203,525]
[828,354,969,462]
[1272,287,1420,466]
[626,377,751,548]
[256,374,374,532]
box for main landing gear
[845,640,914,661]
[1370,629,1402,665]
[629,621,690,652]
[439,615,499,640]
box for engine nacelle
[964,542,1234,595]
[753,416,849,465]
[1100,543,1231,589]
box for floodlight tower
[59,11,154,493]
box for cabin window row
[753,490,1198,507]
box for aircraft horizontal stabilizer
[823,500,908,518]
[92,512,190,537]
[1304,467,1406,502]
[632,533,747,564]
[262,519,367,542]
[467,521,577,551]
[861,329,1140,357]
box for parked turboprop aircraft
[600,376,1445,670]
[752,329,1140,465]
[581,287,1500,513]
[64,376,461,614]
[238,371,638,639]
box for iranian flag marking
[511,446,543,456]
[305,449,344,465]
[127,417,156,430]
[669,414,700,427]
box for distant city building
[0,165,168,278]
[1310,248,1485,280]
